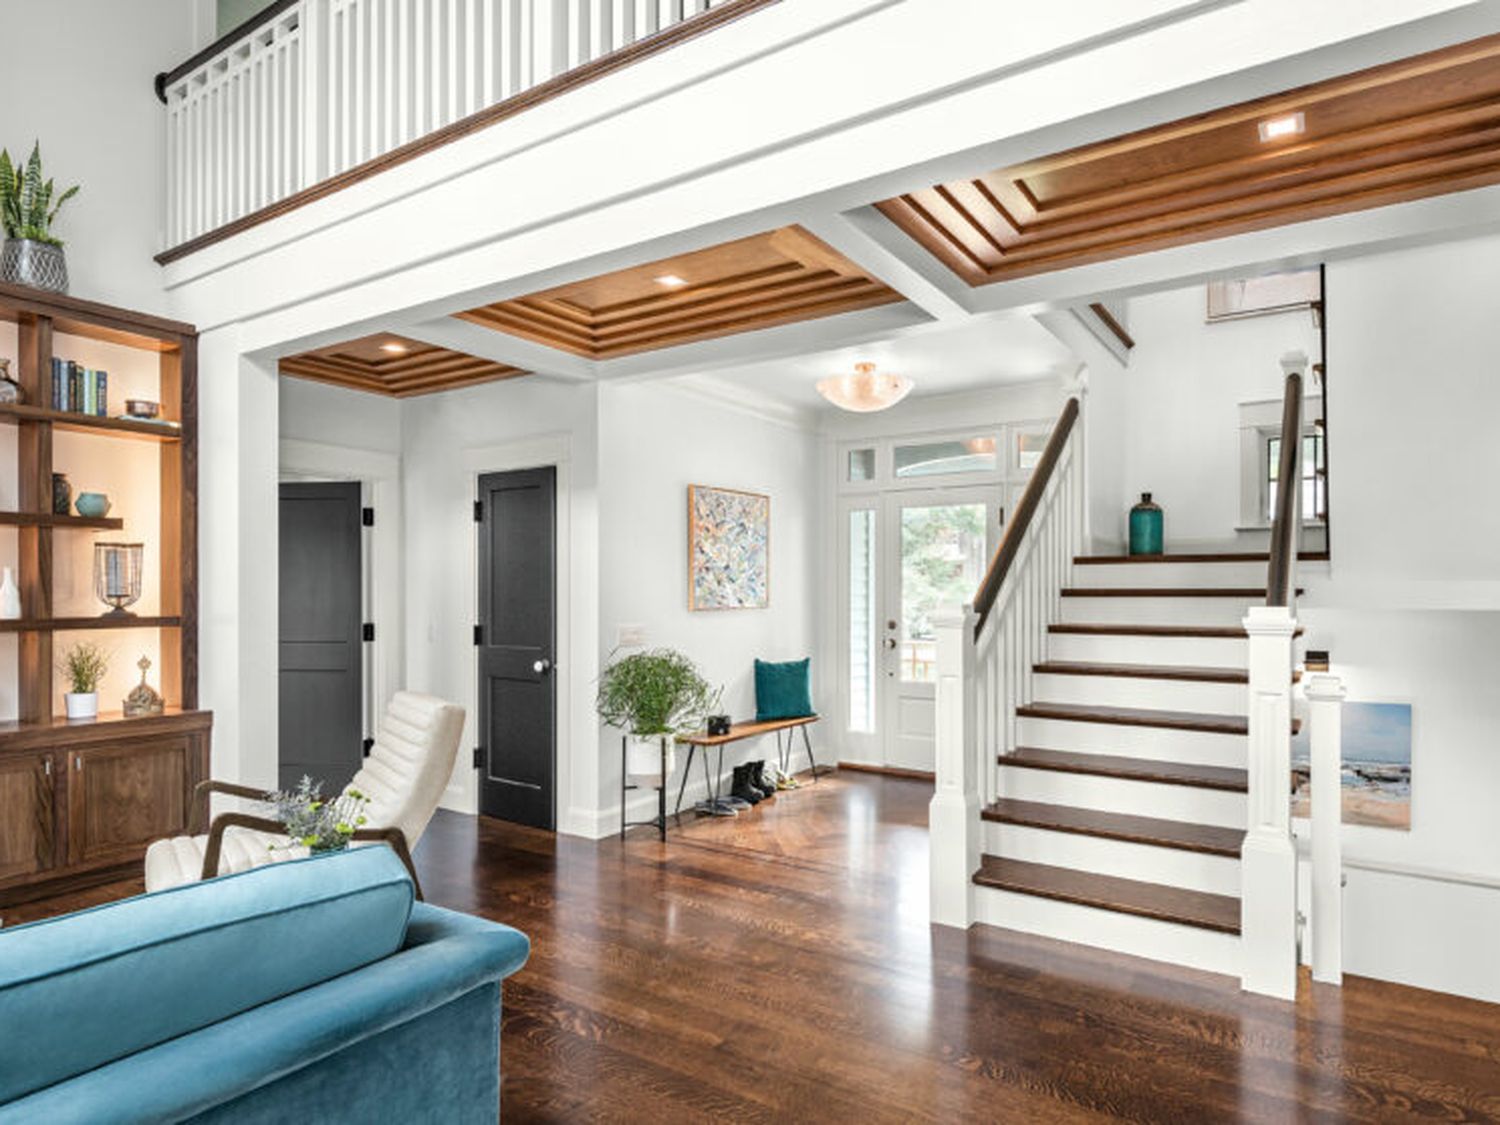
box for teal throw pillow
[755,658,813,722]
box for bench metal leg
[801,724,820,781]
[675,744,697,816]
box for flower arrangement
[268,775,371,853]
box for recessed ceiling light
[380,341,408,354]
[1257,112,1305,143]
[654,274,688,289]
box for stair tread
[1001,747,1249,791]
[974,856,1242,934]
[1061,587,1299,597]
[1075,551,1329,564]
[983,797,1244,856]
[1033,660,1249,683]
[1050,623,1303,638]
[1017,701,1301,735]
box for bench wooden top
[677,715,819,746]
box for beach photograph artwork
[1291,700,1411,829]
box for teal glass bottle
[1128,492,1163,556]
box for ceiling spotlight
[816,361,914,414]
[654,274,688,289]
[1257,112,1305,143]
[380,340,408,354]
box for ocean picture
[1291,701,1411,830]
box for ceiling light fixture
[816,361,913,413]
[1257,112,1305,142]
[654,273,688,289]
[380,341,408,354]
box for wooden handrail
[972,396,1080,638]
[1266,370,1303,607]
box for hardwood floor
[10,771,1500,1122]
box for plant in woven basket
[268,775,371,853]
[0,142,79,247]
[596,648,718,737]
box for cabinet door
[0,753,57,885]
[67,738,192,868]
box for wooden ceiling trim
[279,334,527,397]
[876,33,1500,285]
[457,225,904,360]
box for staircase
[969,552,1305,977]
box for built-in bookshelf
[0,280,208,906]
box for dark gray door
[279,481,363,793]
[477,467,556,829]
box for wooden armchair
[144,692,466,898]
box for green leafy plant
[0,142,80,247]
[596,648,719,737]
[268,775,371,853]
[59,641,109,694]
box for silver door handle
[884,637,898,650]
[533,659,552,674]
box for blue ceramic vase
[1128,492,1163,556]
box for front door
[881,488,1000,773]
[279,481,364,792]
[476,467,557,829]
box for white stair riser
[984,823,1242,896]
[1018,716,1246,768]
[1048,632,1248,668]
[1034,672,1247,713]
[1060,595,1260,626]
[997,765,1246,829]
[973,885,1242,978]
[1071,561,1269,589]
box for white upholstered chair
[144,691,465,897]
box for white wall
[598,382,821,826]
[0,0,206,312]
[1114,284,1319,548]
[280,377,402,454]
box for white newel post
[930,606,980,928]
[1305,672,1346,985]
[1240,605,1299,999]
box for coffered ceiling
[456,226,901,360]
[875,34,1500,285]
[279,334,526,397]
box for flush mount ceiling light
[816,361,913,413]
[1257,112,1305,142]
[654,273,688,289]
[379,340,408,354]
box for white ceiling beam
[399,317,598,383]
[797,207,973,323]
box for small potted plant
[60,641,109,720]
[0,142,80,294]
[596,649,718,783]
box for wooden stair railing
[1266,366,1303,608]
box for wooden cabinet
[67,735,200,868]
[0,752,56,884]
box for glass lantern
[94,542,144,617]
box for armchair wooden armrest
[190,779,274,833]
[199,812,424,901]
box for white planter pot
[626,735,676,786]
[65,692,99,720]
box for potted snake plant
[0,142,79,293]
[597,649,718,784]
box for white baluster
[930,606,980,928]
[1306,672,1346,985]
[300,0,327,189]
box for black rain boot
[752,760,777,799]
[730,764,764,805]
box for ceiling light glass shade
[816,362,913,413]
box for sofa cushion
[0,846,414,1104]
[754,657,813,722]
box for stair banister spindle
[1306,672,1346,985]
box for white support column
[1305,672,1346,985]
[930,606,981,929]
[1241,605,1299,999]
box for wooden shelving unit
[0,279,209,907]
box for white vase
[0,567,19,620]
[65,692,98,720]
[626,735,676,787]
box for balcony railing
[157,0,768,255]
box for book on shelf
[47,360,108,416]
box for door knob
[884,637,898,650]
[533,659,552,674]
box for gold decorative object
[123,655,165,716]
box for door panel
[0,753,55,884]
[279,481,363,792]
[68,739,190,867]
[478,467,556,829]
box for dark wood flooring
[11,772,1500,1122]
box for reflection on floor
[11,770,1500,1122]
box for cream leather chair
[144,692,465,898]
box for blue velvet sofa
[0,847,529,1123]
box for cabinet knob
[43,758,51,776]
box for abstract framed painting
[688,485,769,611]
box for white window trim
[1237,395,1324,530]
